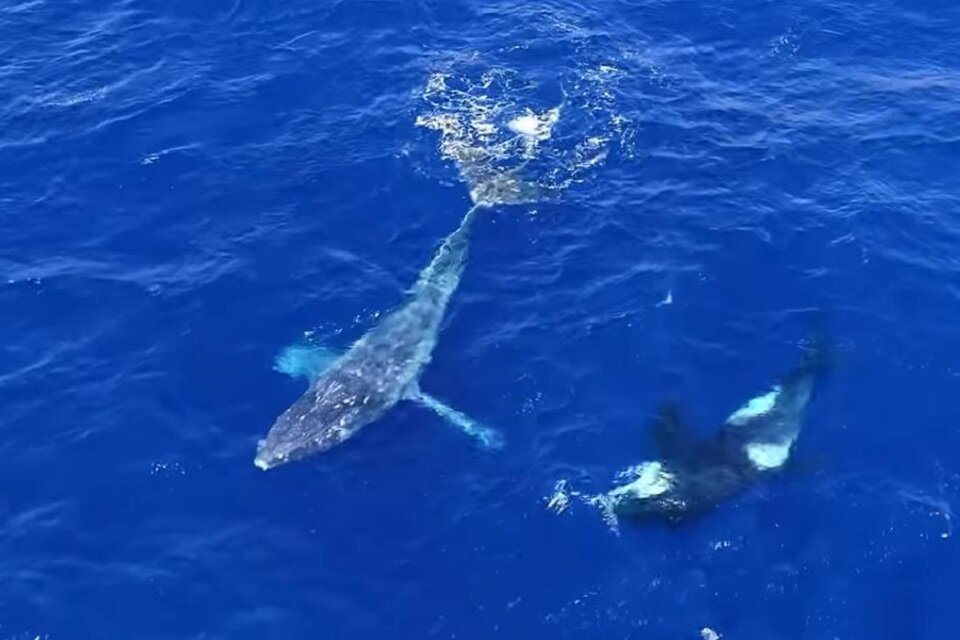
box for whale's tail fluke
[449,146,542,208]
[468,170,541,207]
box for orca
[602,336,831,524]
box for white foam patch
[609,461,674,499]
[726,387,780,425]
[508,107,560,140]
[744,440,793,470]
[701,628,722,640]
[545,479,573,514]
[588,493,622,534]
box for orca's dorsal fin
[650,402,700,462]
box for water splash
[415,61,631,202]
[544,478,621,534]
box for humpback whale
[255,168,537,471]
[601,336,831,524]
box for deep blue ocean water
[3,0,960,638]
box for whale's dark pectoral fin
[273,343,341,383]
[651,402,697,461]
[411,391,505,449]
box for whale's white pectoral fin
[273,343,341,383]
[411,390,505,449]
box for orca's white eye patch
[726,386,781,425]
[744,440,793,470]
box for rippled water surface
[3,0,960,638]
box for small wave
[815,472,955,539]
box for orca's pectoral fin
[411,391,505,449]
[273,343,341,383]
[651,402,697,461]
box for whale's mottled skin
[604,338,831,524]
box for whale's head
[254,424,325,471]
[254,435,306,471]
[254,402,365,471]
[254,369,391,470]
[254,408,360,470]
